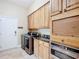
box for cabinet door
[40,6,45,28]
[51,0,62,16]
[64,36,79,48]
[39,45,44,59]
[37,9,41,28]
[64,0,79,11]
[44,2,50,28]
[53,16,79,36]
[43,46,49,59]
[34,39,39,58]
[28,14,34,29]
[33,11,39,29]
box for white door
[0,17,18,50]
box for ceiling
[6,0,35,8]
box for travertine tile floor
[0,48,37,59]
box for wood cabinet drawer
[39,40,44,45]
[43,42,49,47]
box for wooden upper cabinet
[40,6,45,28]
[28,9,41,29]
[51,0,62,16]
[37,10,40,28]
[28,14,34,29]
[53,16,79,36]
[44,2,50,28]
[52,16,79,48]
[28,2,50,29]
[64,0,79,11]
[33,11,40,29]
[40,2,50,28]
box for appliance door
[24,37,29,49]
[55,51,74,59]
[51,49,75,59]
[51,54,60,59]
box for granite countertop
[40,38,50,43]
[33,37,50,43]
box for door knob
[14,31,16,36]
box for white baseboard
[17,44,21,48]
[0,44,21,52]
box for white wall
[0,0,28,47]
